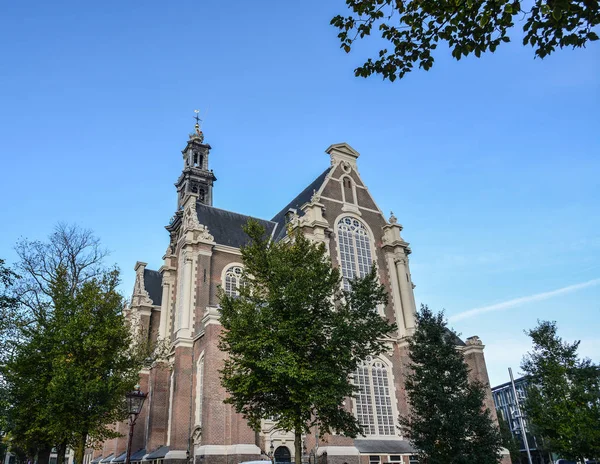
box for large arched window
[224,265,243,297]
[353,356,396,436]
[337,217,373,290]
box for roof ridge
[270,167,331,222]
[196,202,276,224]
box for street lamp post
[125,385,148,464]
[268,443,274,464]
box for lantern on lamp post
[268,443,274,464]
[124,385,148,464]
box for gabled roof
[143,268,163,306]
[196,203,277,248]
[270,167,331,242]
[354,439,416,454]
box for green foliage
[496,411,520,463]
[399,305,502,464]
[521,320,600,462]
[331,0,600,80]
[0,225,153,464]
[219,221,396,464]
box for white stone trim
[220,262,245,298]
[166,369,175,446]
[340,174,360,213]
[194,444,261,455]
[214,244,242,255]
[164,450,188,460]
[320,196,385,217]
[195,351,205,426]
[202,305,221,326]
[317,446,359,456]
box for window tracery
[224,265,243,297]
[353,356,396,436]
[337,217,373,291]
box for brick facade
[108,139,509,464]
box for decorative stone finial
[466,336,483,346]
[389,211,397,224]
[310,189,321,204]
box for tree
[399,306,502,464]
[496,412,521,464]
[521,320,600,463]
[331,0,600,81]
[1,225,153,464]
[219,221,396,464]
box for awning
[354,440,416,454]
[100,454,114,463]
[91,457,103,464]
[130,450,146,462]
[144,446,169,460]
[111,451,128,463]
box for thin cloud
[450,278,600,322]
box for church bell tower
[176,113,216,209]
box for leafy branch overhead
[331,0,600,80]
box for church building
[91,123,506,464]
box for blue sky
[0,0,598,387]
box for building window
[388,456,401,463]
[224,266,243,297]
[353,357,396,436]
[195,354,204,426]
[408,456,419,464]
[369,457,380,464]
[337,217,373,291]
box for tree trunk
[56,440,67,464]
[294,428,302,464]
[74,433,87,464]
[37,445,52,464]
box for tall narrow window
[224,266,243,297]
[195,354,204,426]
[353,357,396,436]
[337,217,373,291]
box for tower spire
[176,110,216,209]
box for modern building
[91,123,509,464]
[492,376,549,464]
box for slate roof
[144,446,169,460]
[196,203,277,248]
[111,452,128,463]
[270,167,331,242]
[143,269,163,306]
[354,439,416,454]
[100,454,114,463]
[129,449,146,462]
[446,328,466,346]
[91,457,102,464]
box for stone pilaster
[381,214,416,337]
